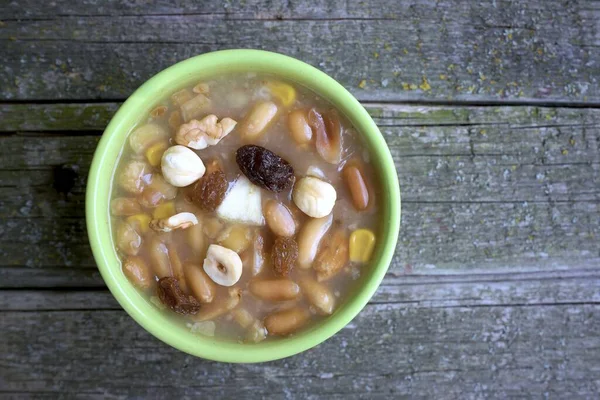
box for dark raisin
[157,277,201,315]
[187,170,228,211]
[271,237,299,276]
[236,145,294,192]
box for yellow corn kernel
[145,141,169,167]
[349,229,376,263]
[267,81,296,107]
[126,214,152,234]
[152,202,175,219]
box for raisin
[236,145,294,192]
[187,170,228,211]
[157,277,201,315]
[271,237,299,276]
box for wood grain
[3,268,600,310]
[1,0,599,102]
[2,1,600,394]
[1,301,598,398]
[1,105,598,279]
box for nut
[243,231,265,276]
[299,276,335,315]
[148,237,172,278]
[184,262,216,303]
[115,221,142,256]
[161,145,206,187]
[111,197,142,216]
[203,244,243,287]
[180,93,211,121]
[129,123,169,154]
[239,101,278,140]
[122,256,153,289]
[166,243,187,293]
[193,288,241,321]
[343,162,370,210]
[308,108,342,164]
[175,115,237,150]
[249,279,300,301]
[314,227,349,281]
[288,109,312,145]
[118,160,152,194]
[292,176,337,218]
[297,213,333,269]
[264,307,310,336]
[150,212,198,233]
[264,200,296,237]
[138,174,177,208]
[186,222,208,258]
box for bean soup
[111,73,380,342]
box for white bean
[297,213,333,269]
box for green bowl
[86,49,401,363]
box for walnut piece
[175,115,237,150]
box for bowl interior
[86,49,401,363]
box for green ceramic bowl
[86,49,401,363]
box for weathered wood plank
[1,200,598,274]
[1,303,598,398]
[0,0,410,18]
[0,289,118,310]
[0,105,598,276]
[3,269,599,310]
[0,103,118,132]
[3,102,600,131]
[2,105,599,199]
[1,1,598,102]
[0,267,105,288]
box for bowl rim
[86,49,401,363]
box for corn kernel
[145,141,168,167]
[152,202,175,219]
[126,214,151,234]
[267,81,296,107]
[349,229,376,263]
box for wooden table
[1,1,599,398]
